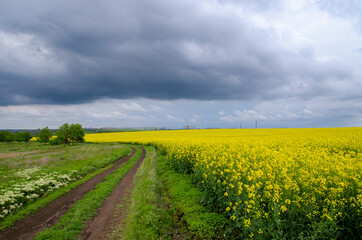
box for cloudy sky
[1,0,362,129]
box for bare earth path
[0,148,137,240]
[79,147,146,240]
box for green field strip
[158,152,227,239]
[35,147,143,240]
[118,147,227,240]
[0,146,132,231]
[118,146,171,240]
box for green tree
[56,123,71,145]
[38,127,53,144]
[55,123,85,145]
[0,131,8,142]
[23,132,32,143]
[15,132,25,143]
[0,131,15,143]
[69,123,85,144]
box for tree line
[0,123,85,145]
[0,131,32,143]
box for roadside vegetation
[115,147,170,240]
[113,147,227,240]
[0,142,130,228]
[157,153,227,239]
[35,148,143,240]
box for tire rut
[0,148,137,240]
[79,147,147,240]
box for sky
[0,0,362,129]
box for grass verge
[158,152,227,240]
[114,146,170,240]
[0,146,131,231]
[34,147,142,240]
[115,148,227,240]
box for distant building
[182,125,197,130]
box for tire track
[0,148,136,240]
[79,147,146,240]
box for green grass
[0,142,131,181]
[158,153,227,240]
[0,141,53,153]
[35,147,143,240]
[115,148,227,240]
[117,146,171,240]
[0,142,131,229]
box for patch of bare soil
[106,186,134,239]
[79,147,146,240]
[38,156,53,166]
[0,151,38,158]
[0,148,137,240]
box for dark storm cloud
[0,0,353,106]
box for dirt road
[79,147,146,240]
[0,148,137,240]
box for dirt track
[79,147,146,240]
[0,148,137,240]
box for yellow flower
[244,218,251,227]
[84,127,362,237]
[281,205,287,212]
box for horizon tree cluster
[39,123,85,145]
[0,131,32,143]
[0,123,85,146]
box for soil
[0,148,137,240]
[0,148,67,159]
[79,147,146,240]
[0,151,39,158]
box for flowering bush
[0,168,77,219]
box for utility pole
[255,120,258,129]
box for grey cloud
[218,0,283,11]
[219,97,362,128]
[0,0,357,106]
[2,97,361,129]
[316,0,362,34]
[317,0,362,22]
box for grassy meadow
[0,142,130,224]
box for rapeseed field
[85,128,362,239]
